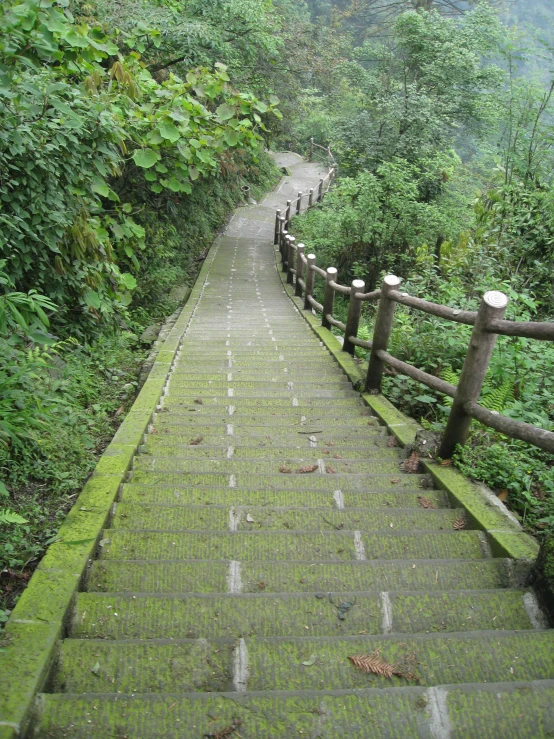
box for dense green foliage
[3,0,554,612]
[289,1,554,542]
[0,0,282,612]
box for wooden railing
[274,202,554,458]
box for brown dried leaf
[194,398,203,405]
[333,454,343,460]
[401,452,420,473]
[348,652,395,678]
[326,465,336,474]
[440,459,453,466]
[204,718,242,739]
[349,651,419,682]
[387,436,398,448]
[297,464,318,474]
[189,436,204,446]
[417,496,437,510]
[390,477,400,484]
[279,465,292,474]
[453,515,466,530]
[497,489,509,502]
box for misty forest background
[1,0,554,616]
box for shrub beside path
[9,155,554,737]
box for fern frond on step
[0,508,28,525]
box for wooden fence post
[365,275,402,392]
[282,234,292,271]
[295,244,305,297]
[439,290,509,458]
[279,228,288,264]
[304,254,316,311]
[322,267,338,330]
[285,200,292,230]
[309,137,314,162]
[308,188,314,208]
[274,209,281,246]
[296,192,302,216]
[287,236,296,282]
[317,179,324,202]
[343,279,365,355]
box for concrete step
[35,681,554,738]
[111,504,460,532]
[139,441,396,459]
[53,629,553,695]
[154,412,381,428]
[150,428,388,446]
[98,530,488,562]
[167,380,355,391]
[131,456,404,476]
[87,558,513,594]
[121,484,447,508]
[126,471,430,492]
[71,589,536,642]
[163,394,362,405]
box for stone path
[36,155,554,737]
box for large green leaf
[132,149,160,169]
[159,121,180,143]
[216,103,235,121]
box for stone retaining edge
[277,257,539,572]
[0,242,220,739]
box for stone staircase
[34,155,554,737]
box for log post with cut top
[309,137,314,162]
[439,290,509,459]
[304,254,316,311]
[308,188,314,208]
[343,279,365,355]
[295,244,305,297]
[317,179,324,203]
[274,209,281,246]
[296,192,302,216]
[322,267,338,330]
[287,237,296,284]
[365,275,402,392]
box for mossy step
[154,413,380,428]
[167,380,354,391]
[150,429,388,446]
[71,589,535,642]
[111,504,460,533]
[126,471,429,492]
[88,558,511,594]
[54,629,553,696]
[98,530,486,562]
[35,681,554,739]
[175,360,346,370]
[139,442,395,459]
[244,630,554,692]
[121,484,447,509]
[131,457,403,476]
[164,395,362,407]
[170,370,347,380]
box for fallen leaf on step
[246,514,255,523]
[194,398,203,405]
[349,651,418,681]
[302,655,317,666]
[417,496,437,509]
[91,662,100,675]
[189,436,204,445]
[326,465,336,474]
[453,515,466,530]
[497,489,509,502]
[390,477,400,484]
[387,436,398,447]
[297,464,318,474]
[279,465,292,474]
[440,459,453,466]
[401,452,420,473]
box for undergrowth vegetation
[288,1,554,552]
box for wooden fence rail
[274,149,554,457]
